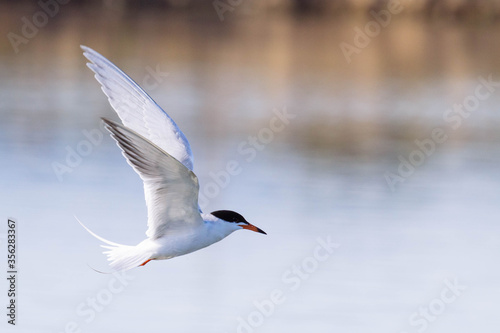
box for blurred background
[1,0,500,332]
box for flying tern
[79,46,266,272]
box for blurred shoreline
[3,0,500,22]
[2,0,500,160]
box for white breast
[151,220,238,260]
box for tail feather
[75,216,152,272]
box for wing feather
[82,45,194,171]
[102,118,202,239]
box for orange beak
[241,223,267,235]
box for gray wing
[82,45,194,171]
[102,118,202,239]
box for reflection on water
[1,8,500,333]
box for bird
[78,46,266,272]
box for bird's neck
[202,217,238,242]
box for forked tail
[75,216,153,272]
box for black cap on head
[211,210,248,223]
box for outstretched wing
[82,45,194,171]
[102,118,202,239]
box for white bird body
[79,46,265,272]
[152,214,242,259]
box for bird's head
[211,210,267,235]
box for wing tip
[101,116,113,125]
[101,117,123,134]
[81,45,97,60]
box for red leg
[139,259,152,266]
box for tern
[79,46,266,272]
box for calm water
[1,8,500,332]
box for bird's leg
[139,259,151,266]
